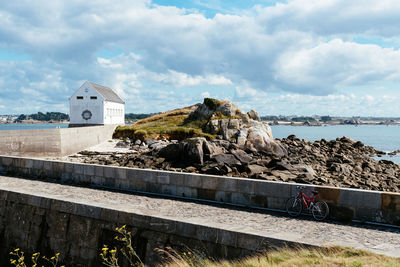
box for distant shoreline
[1,121,399,126]
[266,121,400,126]
[0,120,69,125]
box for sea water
[0,123,68,131]
[271,125,400,163]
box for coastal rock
[182,137,206,165]
[247,110,260,121]
[189,98,286,157]
[213,154,241,166]
[77,129,400,193]
[246,164,268,175]
[231,149,252,164]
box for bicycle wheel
[312,201,329,221]
[286,197,302,217]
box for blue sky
[1,0,400,116]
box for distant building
[69,81,125,127]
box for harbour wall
[1,156,399,226]
[0,185,310,266]
[0,125,116,157]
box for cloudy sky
[1,0,400,116]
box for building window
[90,96,97,100]
[77,96,83,100]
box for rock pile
[189,99,287,157]
[76,134,400,193]
[279,135,398,191]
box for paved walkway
[0,175,399,257]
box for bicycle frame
[296,191,316,210]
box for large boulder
[190,98,238,121]
[182,137,206,165]
[190,99,286,157]
[247,110,260,121]
[242,121,287,157]
[216,101,238,117]
[158,137,207,165]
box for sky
[1,0,400,116]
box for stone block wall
[0,125,116,157]
[0,155,399,225]
[0,189,302,266]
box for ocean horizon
[0,123,68,131]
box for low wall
[0,186,309,266]
[0,125,116,157]
[0,155,399,225]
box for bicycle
[285,186,329,221]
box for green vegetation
[114,106,215,141]
[291,116,317,122]
[14,112,69,123]
[204,98,223,110]
[9,226,400,267]
[320,115,332,122]
[165,246,400,267]
[100,225,144,267]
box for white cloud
[257,0,400,37]
[274,39,400,94]
[201,91,210,98]
[1,0,400,115]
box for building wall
[70,82,104,125]
[103,101,125,125]
[0,125,116,157]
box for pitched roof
[88,82,125,104]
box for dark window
[90,96,97,100]
[77,96,83,100]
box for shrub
[203,98,221,111]
[133,129,147,141]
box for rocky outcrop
[74,135,400,193]
[190,99,287,157]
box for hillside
[114,98,236,141]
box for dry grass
[165,246,400,267]
[114,105,215,141]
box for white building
[69,81,125,127]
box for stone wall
[0,125,116,157]
[0,188,302,266]
[0,155,399,225]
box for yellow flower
[102,247,109,252]
[11,260,16,264]
[51,256,55,260]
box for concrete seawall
[1,156,399,225]
[0,125,116,157]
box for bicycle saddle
[312,191,319,195]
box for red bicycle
[285,186,329,221]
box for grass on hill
[114,98,239,141]
[114,105,215,141]
[164,246,400,267]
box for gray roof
[88,82,125,104]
